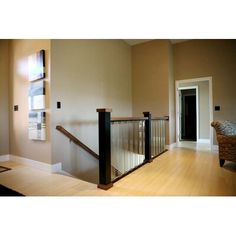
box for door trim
[175,76,213,149]
[177,86,199,142]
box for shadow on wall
[64,142,99,184]
[53,119,99,184]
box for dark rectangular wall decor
[28,49,45,81]
[28,49,46,141]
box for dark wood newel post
[96,108,113,190]
[143,111,152,163]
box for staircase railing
[56,125,122,179]
[56,110,169,190]
[96,109,169,190]
[110,116,146,182]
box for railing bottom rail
[151,149,168,160]
[111,149,168,183]
[111,160,149,183]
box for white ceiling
[124,39,190,46]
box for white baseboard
[58,170,76,178]
[51,162,62,173]
[9,154,62,173]
[0,155,10,162]
[212,145,219,152]
[197,139,210,144]
[166,143,176,150]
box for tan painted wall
[9,39,51,163]
[174,40,236,121]
[174,40,236,144]
[0,40,10,155]
[168,42,176,144]
[51,39,132,183]
[132,40,174,144]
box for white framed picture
[28,80,46,110]
[28,111,46,140]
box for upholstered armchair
[211,121,236,167]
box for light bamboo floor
[109,148,236,196]
[0,161,112,196]
[0,147,236,196]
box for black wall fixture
[14,105,18,111]
[57,101,61,109]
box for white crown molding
[124,39,191,46]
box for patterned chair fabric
[211,121,236,167]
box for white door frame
[178,86,199,142]
[175,76,213,148]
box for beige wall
[168,42,176,144]
[9,39,51,163]
[0,40,10,155]
[132,40,174,144]
[174,40,236,144]
[51,39,132,183]
[179,80,210,139]
[174,40,236,121]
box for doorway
[180,88,197,141]
[175,77,213,150]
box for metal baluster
[161,120,164,152]
[126,122,129,171]
[142,120,145,160]
[130,122,134,169]
[134,122,137,165]
[155,120,157,156]
[151,122,155,157]
[123,122,126,172]
[158,120,160,153]
[111,123,114,180]
[163,120,165,151]
[160,120,163,152]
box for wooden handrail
[152,116,169,121]
[111,116,169,122]
[56,125,99,160]
[111,117,148,122]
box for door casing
[175,77,213,149]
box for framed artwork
[28,80,45,110]
[28,111,46,140]
[28,49,45,81]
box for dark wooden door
[180,89,197,141]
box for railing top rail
[111,117,148,122]
[152,116,169,121]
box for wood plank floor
[1,147,236,196]
[109,148,236,196]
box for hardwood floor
[109,148,236,196]
[1,147,236,196]
[0,161,112,196]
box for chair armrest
[217,134,236,144]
